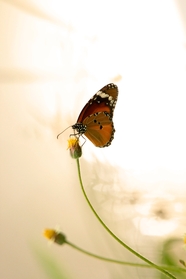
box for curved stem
[66,240,185,273]
[76,159,177,279]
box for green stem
[76,159,177,279]
[66,240,185,273]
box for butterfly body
[72,83,118,148]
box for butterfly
[58,83,118,147]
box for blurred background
[1,0,186,278]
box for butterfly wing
[83,111,115,147]
[72,83,118,147]
[76,83,118,123]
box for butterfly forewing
[76,83,118,123]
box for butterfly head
[72,123,87,135]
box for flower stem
[76,159,177,279]
[66,240,185,273]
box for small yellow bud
[43,229,66,245]
[43,229,57,240]
[67,137,82,159]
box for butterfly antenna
[57,126,72,139]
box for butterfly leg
[69,131,86,147]
[80,135,86,147]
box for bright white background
[1,0,186,278]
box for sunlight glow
[15,0,186,174]
[135,217,178,236]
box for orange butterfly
[58,83,118,147]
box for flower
[43,229,57,240]
[67,137,82,159]
[43,229,66,245]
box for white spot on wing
[96,91,109,98]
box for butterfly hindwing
[83,111,114,147]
